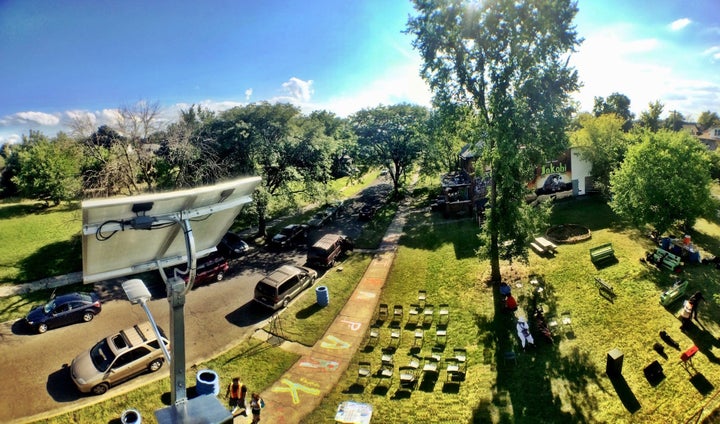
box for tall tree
[424,103,477,175]
[593,92,634,131]
[697,110,720,131]
[637,100,664,132]
[610,130,712,235]
[408,0,581,283]
[570,113,628,196]
[12,131,83,205]
[351,103,429,197]
[664,110,686,132]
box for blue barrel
[121,409,141,424]
[196,369,220,396]
[316,286,329,306]
[661,237,670,250]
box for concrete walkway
[248,199,409,424]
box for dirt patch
[546,224,591,244]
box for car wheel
[82,311,95,322]
[148,359,163,372]
[91,383,109,395]
[37,323,48,334]
[216,272,224,282]
[282,298,290,309]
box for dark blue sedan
[24,292,102,334]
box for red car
[169,252,229,286]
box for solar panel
[81,176,261,283]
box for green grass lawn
[303,195,720,423]
[0,200,82,285]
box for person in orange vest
[225,377,247,416]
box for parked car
[71,321,170,395]
[307,210,333,228]
[217,231,249,258]
[253,264,317,310]
[359,204,379,221]
[24,292,101,334]
[168,252,229,286]
[269,224,309,249]
[307,234,354,268]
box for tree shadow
[10,235,82,284]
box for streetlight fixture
[121,278,172,365]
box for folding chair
[393,304,404,325]
[423,303,434,325]
[377,303,389,322]
[357,361,372,384]
[414,326,424,347]
[445,357,462,382]
[389,327,402,347]
[439,303,450,324]
[546,314,559,334]
[452,347,467,367]
[422,354,440,376]
[381,350,394,367]
[435,324,447,346]
[399,366,418,390]
[561,311,573,331]
[377,362,393,387]
[418,290,427,307]
[408,303,421,324]
[367,326,380,346]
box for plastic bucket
[316,286,329,307]
[683,235,691,245]
[196,369,220,396]
[121,409,141,424]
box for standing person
[225,377,242,415]
[680,299,693,331]
[250,392,264,424]
[689,291,705,320]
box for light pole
[122,278,172,364]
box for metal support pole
[168,217,196,406]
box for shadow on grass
[12,235,82,284]
[608,374,641,413]
[390,389,412,400]
[343,383,366,394]
[689,373,714,395]
[296,302,324,319]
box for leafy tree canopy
[610,130,713,235]
[697,111,720,131]
[351,103,430,196]
[593,92,634,131]
[570,113,629,196]
[637,100,664,133]
[408,0,581,281]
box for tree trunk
[489,167,501,284]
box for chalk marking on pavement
[271,378,321,404]
[320,335,350,350]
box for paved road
[1,180,393,423]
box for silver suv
[71,322,170,395]
[253,265,317,310]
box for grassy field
[0,200,82,285]
[303,195,720,424]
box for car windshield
[43,299,57,314]
[90,339,116,372]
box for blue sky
[1,0,718,144]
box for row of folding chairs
[357,347,468,389]
[376,302,450,326]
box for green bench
[590,243,615,264]
[649,248,682,273]
[594,277,615,296]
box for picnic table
[532,236,558,254]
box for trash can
[196,369,220,396]
[606,348,624,376]
[121,409,141,424]
[316,286,329,307]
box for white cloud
[0,132,22,145]
[281,77,314,102]
[703,46,720,60]
[245,89,253,101]
[670,18,691,31]
[0,111,60,127]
